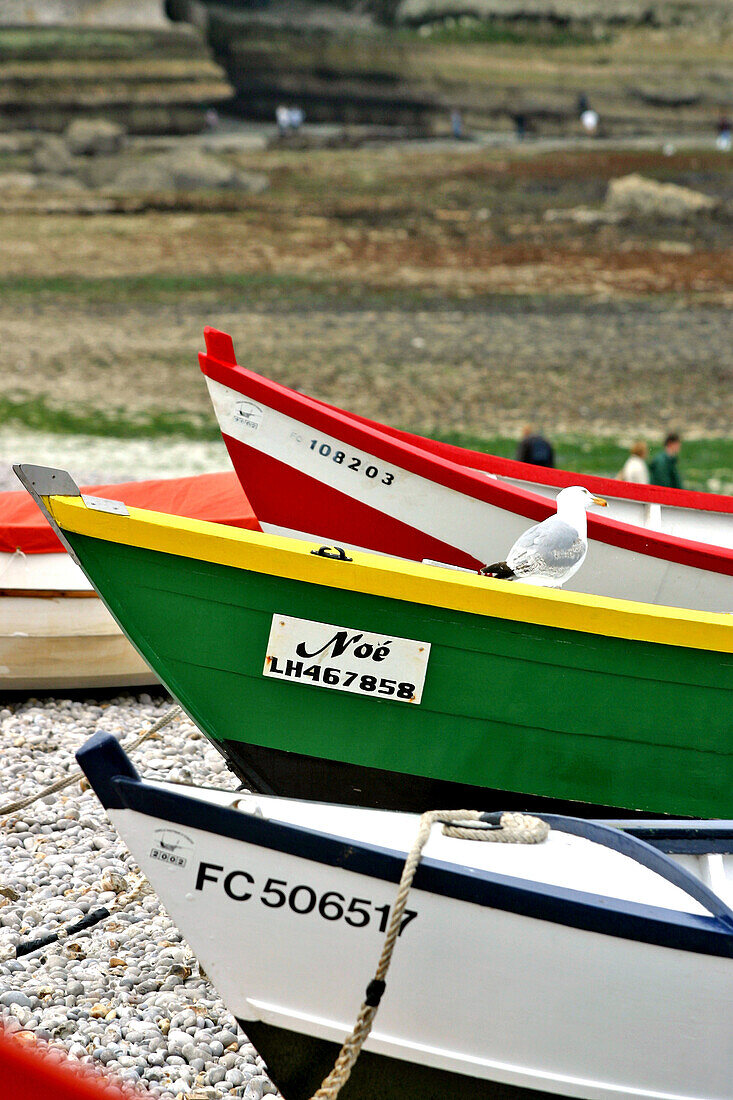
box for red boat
[0,1026,132,1100]
[200,326,733,613]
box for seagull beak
[592,495,607,507]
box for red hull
[0,1027,132,1100]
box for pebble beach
[0,693,281,1099]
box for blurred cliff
[0,2,232,134]
[166,0,733,134]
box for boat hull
[49,511,733,818]
[0,1024,130,1100]
[0,589,158,690]
[76,734,733,1100]
[239,1020,583,1100]
[224,739,656,817]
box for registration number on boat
[264,615,430,703]
[307,437,395,485]
[196,863,418,936]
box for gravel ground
[0,694,281,1099]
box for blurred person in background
[276,104,290,136]
[578,94,599,137]
[618,441,650,483]
[451,109,464,140]
[649,432,683,489]
[516,425,555,468]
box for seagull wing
[507,517,587,580]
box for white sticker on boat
[264,615,430,703]
[233,400,264,431]
[148,828,194,869]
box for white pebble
[0,694,264,1099]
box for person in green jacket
[648,432,683,489]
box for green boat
[17,464,733,818]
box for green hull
[67,531,733,818]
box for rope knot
[364,979,386,1008]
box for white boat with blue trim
[78,731,733,1100]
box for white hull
[79,732,733,1100]
[496,474,733,549]
[0,551,157,690]
[0,547,92,590]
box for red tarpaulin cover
[0,472,260,555]
[0,1026,134,1100]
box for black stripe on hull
[221,738,665,820]
[239,1019,574,1100]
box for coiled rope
[310,808,549,1099]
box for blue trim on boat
[77,733,733,960]
[537,814,733,924]
[603,819,733,855]
[76,731,141,809]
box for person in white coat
[618,441,650,484]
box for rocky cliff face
[0,1,167,24]
[395,0,733,29]
[0,25,232,134]
[170,0,733,133]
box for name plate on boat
[264,615,431,704]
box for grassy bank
[0,397,218,442]
[1,395,728,492]
[438,432,733,494]
[0,272,428,309]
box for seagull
[481,485,607,588]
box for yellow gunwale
[44,494,733,655]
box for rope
[14,869,156,959]
[442,810,549,844]
[0,706,182,816]
[309,808,549,1099]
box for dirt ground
[2,295,731,439]
[1,144,731,440]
